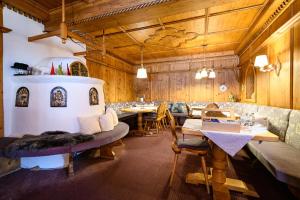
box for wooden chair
[186,104,202,119]
[166,109,210,194]
[144,102,167,134]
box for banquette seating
[0,122,129,176]
[106,101,300,189]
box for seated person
[204,103,226,118]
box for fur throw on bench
[4,131,94,158]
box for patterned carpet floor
[0,129,297,200]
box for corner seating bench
[107,102,300,189]
[0,122,129,176]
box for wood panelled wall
[137,57,240,102]
[86,52,136,103]
[240,21,300,109]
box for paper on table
[182,119,202,131]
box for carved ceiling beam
[112,27,249,49]
[3,0,49,22]
[125,41,240,57]
[236,0,295,55]
[94,3,264,38]
[118,26,143,47]
[28,30,60,42]
[45,0,238,32]
[157,18,165,30]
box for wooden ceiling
[4,0,292,65]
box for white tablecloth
[182,119,268,156]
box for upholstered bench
[0,122,129,176]
[247,109,300,188]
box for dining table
[181,118,279,200]
[121,105,157,136]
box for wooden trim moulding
[94,3,263,38]
[0,26,11,33]
[239,0,298,59]
[86,57,135,75]
[28,30,60,42]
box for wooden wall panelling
[125,73,135,101]
[102,66,116,103]
[268,30,291,108]
[169,72,190,102]
[115,70,126,102]
[255,68,269,105]
[294,21,300,109]
[190,71,214,102]
[86,53,136,103]
[213,69,239,102]
[151,73,170,101]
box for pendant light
[209,61,216,78]
[137,46,147,79]
[195,69,202,79]
[60,0,67,44]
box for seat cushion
[247,140,300,187]
[256,106,291,141]
[72,122,129,152]
[285,110,300,150]
[177,138,209,150]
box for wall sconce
[254,54,281,76]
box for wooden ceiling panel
[161,9,206,23]
[33,0,79,10]
[164,19,205,34]
[129,27,161,43]
[208,8,260,33]
[209,0,266,14]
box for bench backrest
[285,110,300,150]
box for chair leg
[155,121,159,134]
[170,153,179,186]
[144,120,148,130]
[201,156,210,194]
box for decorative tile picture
[89,87,99,105]
[15,87,29,107]
[70,62,89,77]
[50,86,67,107]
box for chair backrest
[166,109,178,141]
[157,102,167,120]
[186,103,192,116]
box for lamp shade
[200,69,208,78]
[254,55,269,68]
[195,70,202,79]
[208,70,216,78]
[137,67,147,79]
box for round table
[121,106,157,136]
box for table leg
[137,112,143,131]
[211,144,230,200]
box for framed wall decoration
[244,63,256,103]
[70,61,89,77]
[15,87,29,107]
[89,87,99,105]
[50,86,67,107]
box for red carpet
[0,130,296,200]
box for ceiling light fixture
[195,44,216,79]
[137,46,147,79]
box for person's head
[205,103,225,118]
[206,103,219,109]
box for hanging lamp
[209,61,216,78]
[137,46,147,79]
[60,0,67,44]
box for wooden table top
[182,125,279,142]
[121,106,157,113]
